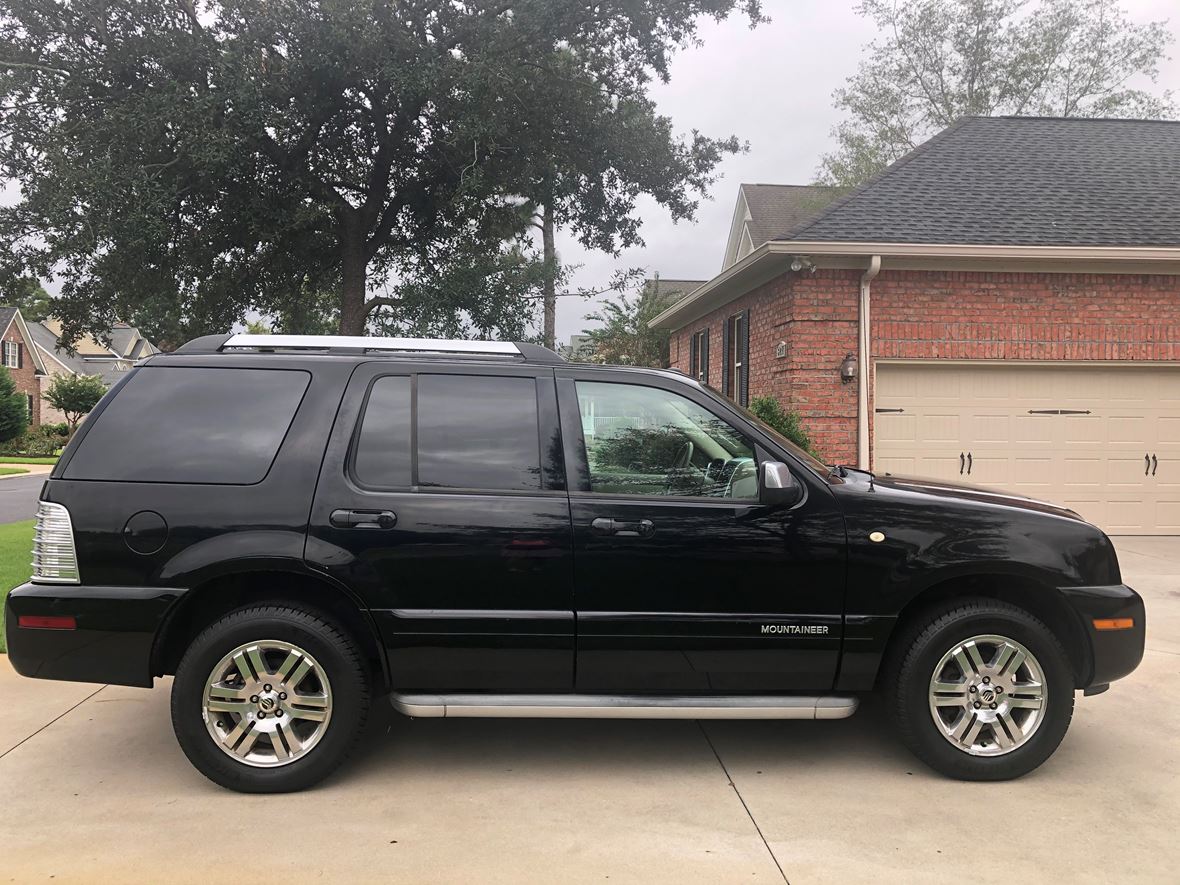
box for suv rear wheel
[171,604,370,793]
[889,600,1075,780]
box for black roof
[740,184,835,245]
[782,116,1180,248]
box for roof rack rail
[173,334,566,364]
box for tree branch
[0,60,71,77]
[361,295,400,317]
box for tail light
[32,501,80,584]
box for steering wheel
[664,440,696,495]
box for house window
[689,329,710,385]
[2,340,20,369]
[722,310,750,406]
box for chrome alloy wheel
[202,640,333,768]
[928,634,1046,757]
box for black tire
[887,599,1074,781]
[171,604,370,793]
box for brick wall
[671,269,1180,465]
[0,319,40,426]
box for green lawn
[0,520,35,653]
[0,456,58,464]
[0,467,27,475]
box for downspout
[857,255,881,470]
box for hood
[859,471,1086,523]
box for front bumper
[4,581,184,688]
[1059,584,1146,687]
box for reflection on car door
[556,368,845,693]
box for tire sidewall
[900,609,1074,780]
[172,607,368,793]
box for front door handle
[591,517,655,538]
[1146,453,1151,476]
[966,452,973,475]
[1152,454,1158,476]
[331,509,397,529]
[959,452,965,475]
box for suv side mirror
[759,461,802,507]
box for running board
[390,693,859,720]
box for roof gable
[722,184,835,268]
[784,116,1180,248]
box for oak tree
[1,0,761,346]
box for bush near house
[748,395,818,458]
[0,423,68,458]
[0,367,29,445]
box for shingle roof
[782,116,1180,247]
[28,319,155,384]
[0,308,16,337]
[742,184,836,244]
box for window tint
[575,381,757,499]
[353,376,412,488]
[417,375,540,491]
[64,367,308,484]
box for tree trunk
[541,204,557,350]
[339,226,369,336]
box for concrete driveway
[2,538,1177,884]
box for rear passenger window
[417,375,540,491]
[353,374,541,492]
[64,367,309,484]
[353,377,412,488]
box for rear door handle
[331,509,397,529]
[959,453,965,475]
[591,517,655,538]
[1152,454,1158,476]
[967,452,973,475]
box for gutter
[858,256,881,470]
[649,240,1180,330]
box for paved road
[1,538,1177,883]
[0,473,45,523]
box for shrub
[748,395,818,458]
[0,423,68,457]
[0,367,27,444]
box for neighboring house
[651,116,1180,535]
[722,184,834,269]
[559,334,596,361]
[24,316,158,426]
[0,307,50,426]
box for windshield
[697,384,831,476]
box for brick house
[0,307,48,426]
[651,117,1180,535]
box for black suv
[6,335,1145,792]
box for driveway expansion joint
[697,720,790,884]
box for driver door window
[575,381,757,500]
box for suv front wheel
[890,600,1075,780]
[171,604,370,793]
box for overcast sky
[552,0,1180,343]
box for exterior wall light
[840,352,857,384]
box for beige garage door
[874,363,1180,535]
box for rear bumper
[4,581,183,688]
[1059,584,1146,688]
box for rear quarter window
[63,366,310,484]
